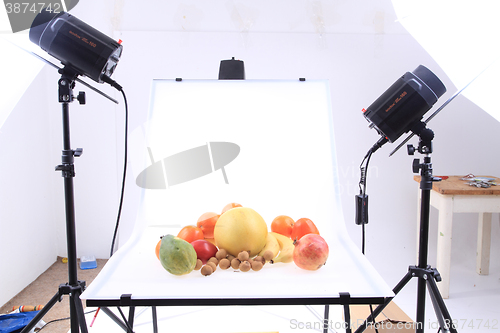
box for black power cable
[36,309,97,332]
[356,136,387,251]
[356,137,387,333]
[110,89,128,257]
[357,149,373,255]
[102,76,128,258]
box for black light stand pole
[59,68,88,333]
[20,67,88,333]
[355,123,458,333]
[414,127,436,333]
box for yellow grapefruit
[214,207,268,257]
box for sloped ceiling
[70,0,408,36]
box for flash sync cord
[357,137,388,333]
[104,77,128,257]
[356,136,387,254]
[358,149,372,255]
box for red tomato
[177,225,204,243]
[196,212,219,238]
[271,215,295,238]
[221,203,242,214]
[291,218,320,240]
[191,239,218,264]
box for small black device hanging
[355,194,369,225]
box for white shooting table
[81,79,394,332]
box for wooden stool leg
[476,213,492,275]
[436,196,453,299]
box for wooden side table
[414,175,500,299]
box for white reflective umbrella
[392,0,500,121]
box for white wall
[2,0,499,307]
[0,67,57,306]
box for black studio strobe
[355,65,458,333]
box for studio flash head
[362,65,446,143]
[29,9,123,83]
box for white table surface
[81,224,393,304]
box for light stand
[21,9,124,332]
[355,122,457,333]
[20,66,88,333]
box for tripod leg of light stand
[75,296,89,333]
[68,282,88,333]
[427,276,458,333]
[19,291,62,333]
[428,279,447,331]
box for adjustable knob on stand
[407,144,416,155]
[413,158,421,174]
[77,91,86,105]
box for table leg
[436,196,453,299]
[476,213,492,275]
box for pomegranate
[293,234,329,270]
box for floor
[0,257,107,333]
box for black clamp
[120,294,133,306]
[58,280,86,298]
[56,148,83,178]
[55,164,75,178]
[339,292,351,305]
[58,67,86,104]
[58,77,75,103]
[76,92,86,105]
[409,265,442,282]
[73,148,83,157]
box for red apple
[191,239,218,264]
[293,234,329,270]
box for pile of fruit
[155,203,329,276]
